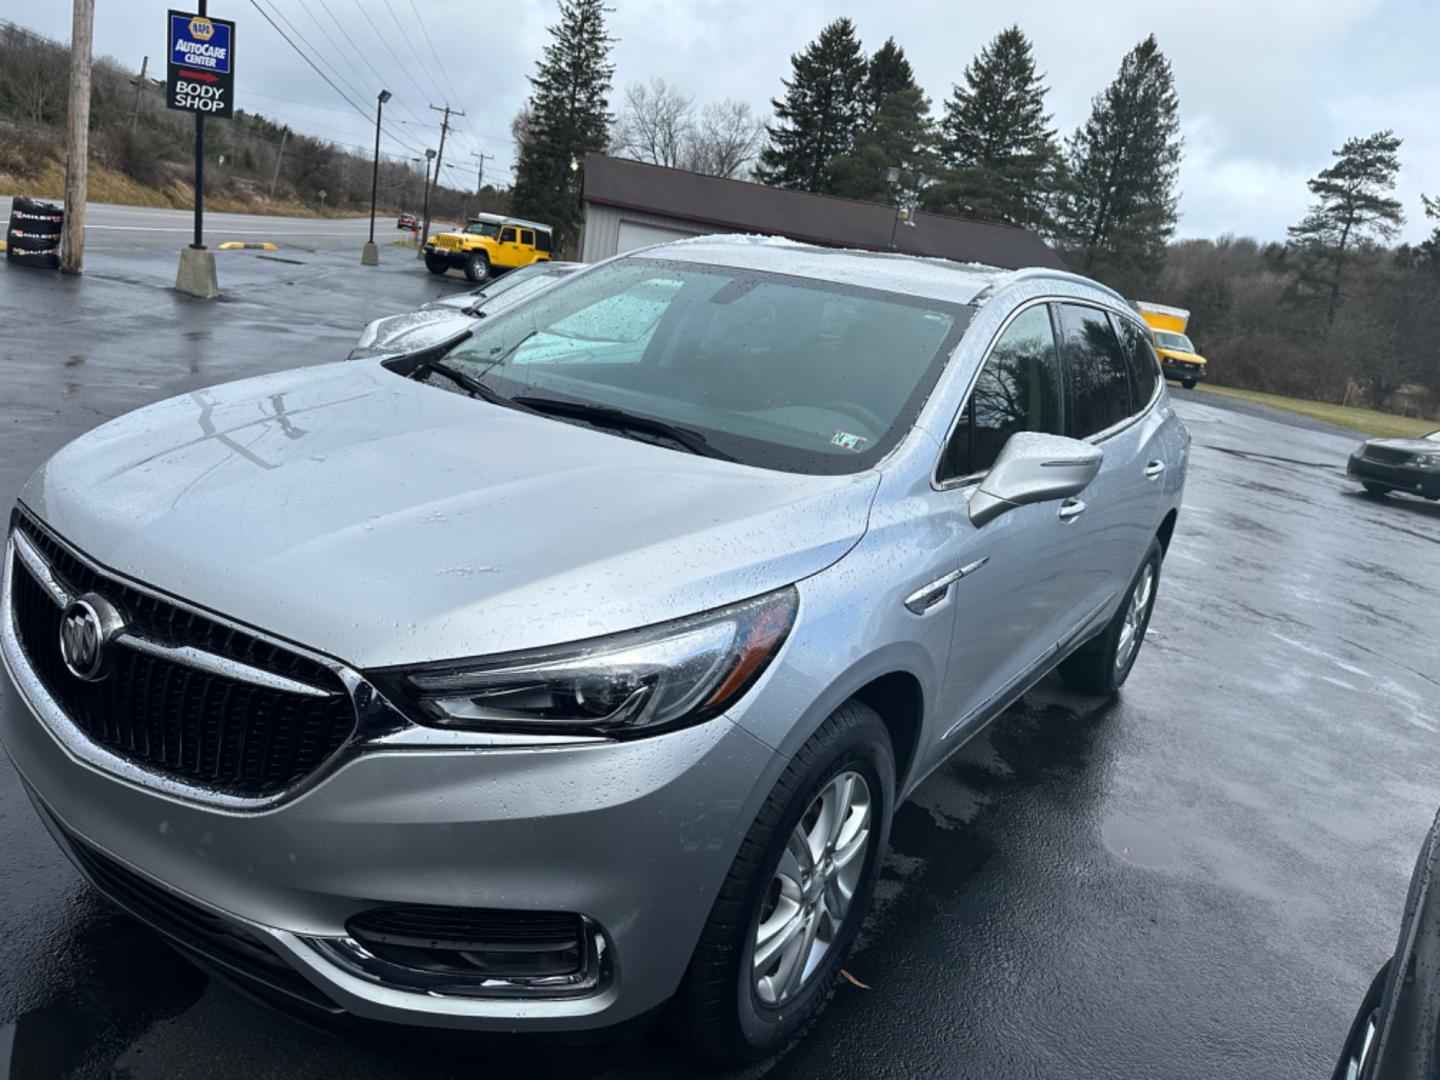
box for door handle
[1145,459,1166,480]
[1058,498,1087,521]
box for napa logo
[170,11,231,73]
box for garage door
[615,219,707,254]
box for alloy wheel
[752,770,872,1006]
[1116,562,1156,670]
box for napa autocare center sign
[166,11,235,119]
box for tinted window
[940,305,1063,481]
[1057,304,1132,438]
[535,230,553,253]
[1110,313,1159,409]
[429,258,972,475]
[500,226,517,243]
[520,229,535,246]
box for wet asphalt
[1,224,1438,1079]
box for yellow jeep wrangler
[423,213,554,283]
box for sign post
[167,5,234,297]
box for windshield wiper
[510,395,736,462]
[415,358,523,410]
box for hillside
[0,19,504,220]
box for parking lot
[1,219,1438,1079]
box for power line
[309,0,430,129]
[350,0,447,126]
[408,0,468,123]
[382,0,449,106]
[246,0,425,156]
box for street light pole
[416,148,435,260]
[361,88,391,266]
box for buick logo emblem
[58,594,125,682]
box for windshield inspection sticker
[830,429,869,452]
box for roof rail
[994,266,1130,305]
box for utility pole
[416,148,435,260]
[420,103,463,249]
[128,55,148,135]
[60,0,95,275]
[268,128,289,199]
[469,150,491,195]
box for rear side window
[1110,313,1159,409]
[500,226,517,243]
[940,304,1064,481]
[1057,303,1132,439]
[535,230,553,253]
[520,229,535,246]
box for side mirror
[968,432,1103,528]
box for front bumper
[422,244,467,267]
[1162,360,1206,382]
[1347,454,1440,498]
[0,543,782,1031]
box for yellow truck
[1135,302,1207,390]
[423,213,554,283]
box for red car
[396,212,418,231]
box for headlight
[1417,453,1440,469]
[372,588,798,738]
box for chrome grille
[7,514,357,797]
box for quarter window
[1057,304,1132,439]
[1110,313,1159,409]
[940,304,1064,481]
[535,230,554,253]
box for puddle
[1101,812,1183,872]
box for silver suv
[0,237,1187,1064]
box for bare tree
[684,98,765,179]
[611,78,694,168]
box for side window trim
[1056,299,1161,446]
[931,296,1064,490]
[1110,311,1164,415]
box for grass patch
[1193,383,1437,439]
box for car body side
[0,249,1187,1032]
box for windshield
[425,257,971,474]
[1428,430,1440,442]
[1155,331,1196,353]
[466,261,550,300]
[463,221,501,238]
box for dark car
[396,212,418,231]
[1347,431,1440,500]
[1333,807,1440,1080]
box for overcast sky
[22,0,1440,242]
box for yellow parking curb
[217,241,278,251]
[0,240,7,251]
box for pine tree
[756,18,867,193]
[510,0,615,249]
[862,38,916,119]
[1287,131,1405,324]
[1055,34,1182,285]
[829,86,937,205]
[925,25,1063,232]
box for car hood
[1363,437,1439,454]
[352,308,475,358]
[20,362,880,668]
[1156,346,1205,363]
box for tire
[463,252,491,283]
[5,232,63,252]
[1362,482,1390,497]
[1182,378,1197,390]
[424,254,448,275]
[1059,537,1163,695]
[671,701,895,1066]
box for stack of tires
[6,197,64,270]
